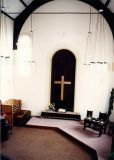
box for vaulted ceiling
[1,0,114,19]
[1,0,114,49]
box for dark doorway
[50,49,76,111]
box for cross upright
[54,75,71,101]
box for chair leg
[84,121,86,130]
[99,126,103,136]
[104,127,107,134]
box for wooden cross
[54,75,71,101]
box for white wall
[13,0,114,119]
[0,14,14,101]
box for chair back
[86,110,93,118]
[99,112,108,121]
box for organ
[1,99,21,131]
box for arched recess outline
[50,49,76,112]
[13,0,114,49]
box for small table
[41,111,81,121]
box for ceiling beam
[105,0,111,7]
[1,10,14,20]
[19,0,27,7]
[13,0,53,49]
[13,0,114,49]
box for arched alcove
[50,49,76,111]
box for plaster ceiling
[1,0,114,19]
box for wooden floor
[27,117,112,160]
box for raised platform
[26,117,111,160]
[41,111,81,121]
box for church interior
[0,0,114,160]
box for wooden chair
[97,112,109,135]
[2,105,13,133]
[0,100,2,114]
[2,99,22,133]
[84,112,109,136]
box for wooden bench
[13,110,31,126]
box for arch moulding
[13,0,114,49]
